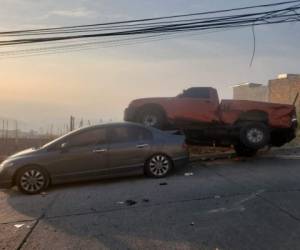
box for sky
[0,0,300,131]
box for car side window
[181,88,210,99]
[68,128,107,148]
[137,127,152,141]
[110,126,152,144]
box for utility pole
[5,120,9,145]
[15,120,19,148]
[2,120,4,140]
[79,118,83,128]
[70,116,75,131]
[50,124,53,137]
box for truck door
[169,87,219,124]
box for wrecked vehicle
[124,87,298,156]
[0,122,188,194]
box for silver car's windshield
[41,128,82,149]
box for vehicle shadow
[4,163,212,249]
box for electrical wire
[0,0,299,58]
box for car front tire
[16,166,50,194]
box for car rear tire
[239,122,270,149]
[16,166,50,194]
[234,144,258,157]
[145,154,172,178]
[138,107,166,129]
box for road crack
[16,193,60,250]
[212,169,300,223]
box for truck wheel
[234,144,258,157]
[138,107,166,129]
[239,122,270,149]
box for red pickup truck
[124,87,297,156]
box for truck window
[180,88,210,99]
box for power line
[0,0,299,57]
[1,0,299,35]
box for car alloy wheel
[147,154,171,177]
[17,167,48,194]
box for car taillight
[291,110,297,121]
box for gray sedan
[0,122,189,194]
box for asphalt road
[1,152,300,250]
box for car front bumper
[0,179,13,189]
[0,164,15,189]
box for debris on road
[184,172,194,176]
[159,182,168,186]
[125,200,137,206]
[214,195,221,199]
[117,199,140,206]
[190,222,195,226]
[142,199,150,203]
[14,224,24,228]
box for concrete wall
[233,83,268,102]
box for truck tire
[234,144,258,157]
[138,107,166,129]
[239,122,270,149]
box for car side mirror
[60,142,69,153]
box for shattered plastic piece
[40,192,47,196]
[116,201,125,205]
[14,224,24,228]
[184,172,194,176]
[190,222,195,226]
[214,195,221,199]
[159,182,168,186]
[125,200,137,206]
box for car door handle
[136,144,149,148]
[93,149,107,153]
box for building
[233,82,268,102]
[233,74,300,111]
[269,74,300,108]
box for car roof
[41,122,151,149]
[75,122,147,132]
